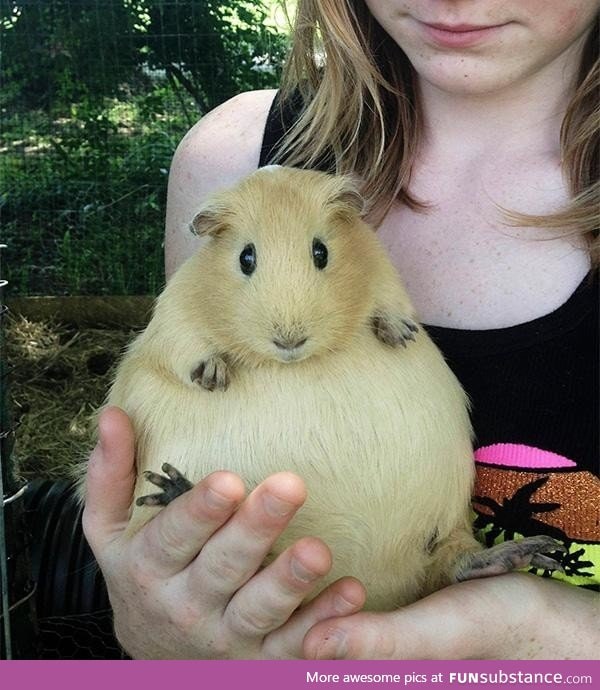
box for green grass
[1,86,195,296]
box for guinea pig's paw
[135,463,194,507]
[371,311,419,348]
[453,536,567,582]
[191,355,229,391]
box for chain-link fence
[0,0,289,297]
[1,0,290,659]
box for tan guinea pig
[100,166,562,611]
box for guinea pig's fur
[103,166,480,610]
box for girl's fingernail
[291,557,319,583]
[205,486,234,510]
[263,493,295,517]
[334,593,358,614]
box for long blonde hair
[275,1,599,263]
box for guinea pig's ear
[189,203,229,238]
[329,175,366,219]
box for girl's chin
[416,61,522,97]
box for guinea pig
[100,166,564,610]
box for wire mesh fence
[0,0,289,297]
[0,1,289,657]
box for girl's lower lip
[420,22,508,48]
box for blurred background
[0,1,292,658]
[1,0,291,479]
[1,0,289,297]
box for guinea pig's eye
[312,238,328,270]
[239,243,256,276]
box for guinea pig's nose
[273,336,308,350]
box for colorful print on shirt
[472,443,600,590]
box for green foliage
[0,1,289,296]
[0,0,142,110]
[1,89,188,296]
[141,0,288,112]
[0,0,288,113]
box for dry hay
[5,315,135,480]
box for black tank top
[260,92,600,590]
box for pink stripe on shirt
[474,443,577,469]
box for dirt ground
[5,316,135,480]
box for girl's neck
[417,42,584,161]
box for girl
[83,0,599,659]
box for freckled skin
[363,1,599,95]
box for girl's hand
[82,406,366,659]
[304,572,599,660]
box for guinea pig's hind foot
[136,463,193,506]
[453,536,567,582]
[371,312,419,348]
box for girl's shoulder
[172,89,277,190]
[165,90,277,275]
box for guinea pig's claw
[191,355,229,391]
[371,314,419,348]
[136,464,194,507]
[453,536,567,582]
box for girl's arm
[303,573,599,659]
